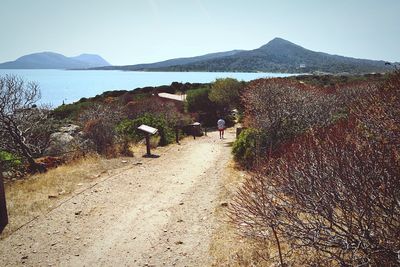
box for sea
[0,69,295,107]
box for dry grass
[210,161,275,267]
[1,154,136,239]
[210,161,330,266]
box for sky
[1,0,399,65]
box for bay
[0,69,295,107]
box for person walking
[217,118,226,139]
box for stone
[220,202,228,207]
[74,210,82,215]
[44,124,92,156]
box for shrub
[242,78,339,156]
[116,114,175,146]
[230,72,400,266]
[52,101,94,120]
[209,78,243,111]
[185,87,214,113]
[79,103,123,155]
[232,128,264,168]
[0,151,22,172]
[83,119,115,154]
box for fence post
[0,164,8,234]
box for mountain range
[93,38,393,74]
[0,52,111,69]
[0,38,394,74]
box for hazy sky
[1,0,399,65]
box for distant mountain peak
[259,37,301,50]
[0,52,111,69]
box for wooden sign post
[137,124,158,157]
[190,122,201,140]
[0,164,8,234]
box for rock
[74,210,82,215]
[59,124,80,134]
[21,256,28,260]
[175,241,183,245]
[121,160,128,163]
[48,194,58,199]
[44,124,92,156]
[220,202,228,207]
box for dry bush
[125,96,181,119]
[236,79,339,165]
[232,122,400,266]
[231,72,400,266]
[243,79,339,148]
[79,103,123,155]
[0,75,54,172]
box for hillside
[152,38,391,74]
[91,50,243,71]
[0,52,111,69]
[93,38,393,74]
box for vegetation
[0,75,54,173]
[209,78,243,112]
[138,38,393,74]
[231,128,261,168]
[185,78,243,127]
[116,114,175,146]
[0,151,22,172]
[230,71,400,266]
[52,100,94,120]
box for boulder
[44,124,90,156]
[59,124,80,134]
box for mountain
[0,52,111,69]
[94,38,392,74]
[92,50,243,71]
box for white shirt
[217,119,225,129]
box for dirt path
[0,128,236,266]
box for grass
[210,160,331,266]
[210,161,274,266]
[1,154,135,239]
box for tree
[0,75,51,173]
[209,78,243,112]
[185,87,214,113]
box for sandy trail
[0,128,235,266]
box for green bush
[209,78,243,111]
[0,150,22,172]
[232,128,264,168]
[52,101,94,120]
[116,113,175,146]
[185,87,215,113]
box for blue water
[0,69,295,107]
